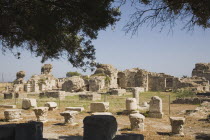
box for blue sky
[0,3,210,82]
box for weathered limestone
[83,115,118,140]
[14,71,25,84]
[40,91,65,100]
[170,117,185,136]
[129,113,145,131]
[192,63,210,81]
[60,111,78,125]
[25,64,57,92]
[62,76,85,92]
[90,102,109,112]
[110,89,126,96]
[0,105,16,108]
[148,96,163,118]
[132,87,140,105]
[41,64,52,75]
[126,98,138,111]
[44,102,57,111]
[33,107,49,122]
[4,109,22,122]
[22,98,37,109]
[79,93,101,101]
[91,112,113,116]
[117,68,149,91]
[65,107,84,112]
[89,76,106,92]
[138,102,150,111]
[94,64,118,88]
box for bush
[66,71,82,77]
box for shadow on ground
[157,132,170,136]
[44,133,144,140]
[195,133,210,140]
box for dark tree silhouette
[122,0,210,34]
[0,0,120,71]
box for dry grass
[0,91,209,139]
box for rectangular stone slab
[0,105,16,108]
[65,107,84,112]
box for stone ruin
[62,76,85,92]
[60,111,78,125]
[14,71,25,84]
[94,64,118,88]
[116,65,210,92]
[178,76,209,92]
[192,63,210,81]
[129,113,145,131]
[6,62,210,95]
[41,64,53,75]
[148,96,164,118]
[25,64,57,92]
[170,117,185,136]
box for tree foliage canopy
[123,0,210,34]
[0,0,120,70]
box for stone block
[113,134,144,140]
[170,117,185,136]
[90,102,109,112]
[0,124,16,140]
[132,88,141,105]
[110,89,126,96]
[79,93,101,101]
[22,98,37,109]
[91,112,113,116]
[60,111,78,125]
[83,115,117,140]
[148,96,163,118]
[33,107,49,122]
[0,105,16,108]
[39,91,66,100]
[44,102,57,111]
[65,107,84,112]
[4,109,22,122]
[4,93,13,99]
[129,113,145,131]
[15,121,43,140]
[126,98,137,111]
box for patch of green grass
[174,89,196,98]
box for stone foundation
[90,102,109,112]
[79,93,101,101]
[4,109,22,122]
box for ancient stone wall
[62,76,85,92]
[94,64,118,88]
[192,63,210,81]
[117,68,149,91]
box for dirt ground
[0,92,210,140]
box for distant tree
[121,0,210,34]
[182,75,188,78]
[0,0,120,71]
[66,71,82,77]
